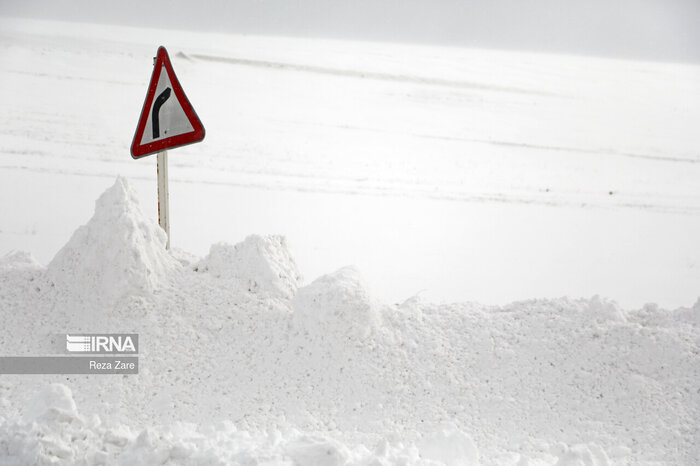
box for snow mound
[0,250,42,271]
[689,298,700,326]
[417,424,479,466]
[1,180,695,465]
[195,235,302,299]
[0,384,621,466]
[285,434,351,465]
[22,384,80,424]
[585,295,627,323]
[549,442,613,466]
[293,266,383,338]
[46,177,179,304]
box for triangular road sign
[131,46,205,159]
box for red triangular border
[131,46,205,159]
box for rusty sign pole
[157,150,170,249]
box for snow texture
[46,177,180,305]
[0,178,697,465]
[0,383,626,466]
[0,251,42,271]
[195,236,303,299]
[293,266,383,339]
[1,17,699,466]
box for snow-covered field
[0,17,699,465]
[2,18,700,309]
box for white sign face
[139,64,195,145]
[131,46,205,159]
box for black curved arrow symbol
[152,87,172,139]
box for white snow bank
[416,424,479,466]
[46,177,180,304]
[0,250,42,271]
[0,384,621,466]
[0,179,696,465]
[549,442,615,466]
[582,295,627,323]
[195,235,302,299]
[22,383,79,424]
[293,266,383,338]
[0,251,45,312]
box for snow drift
[0,178,698,465]
[0,250,42,272]
[46,177,180,304]
[195,235,302,299]
[0,384,623,466]
[293,266,383,339]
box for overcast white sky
[1,0,699,63]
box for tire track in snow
[271,118,700,165]
[190,53,563,97]
[2,163,699,216]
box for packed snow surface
[0,178,698,465]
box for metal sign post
[157,150,170,249]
